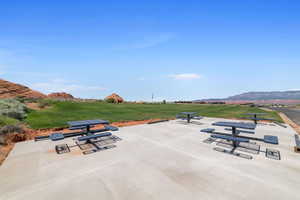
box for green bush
[105,98,116,103]
[0,116,19,127]
[0,99,28,120]
[0,124,24,145]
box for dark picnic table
[177,112,198,123]
[68,119,110,135]
[242,113,274,124]
[212,121,256,136]
[212,121,256,149]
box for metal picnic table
[210,121,258,159]
[212,121,256,137]
[242,113,274,124]
[177,112,198,123]
[67,119,110,135]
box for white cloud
[169,73,202,80]
[30,79,106,95]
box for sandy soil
[0,144,14,165]
[279,112,300,134]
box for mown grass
[25,101,282,129]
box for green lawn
[25,101,282,129]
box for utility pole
[152,93,154,103]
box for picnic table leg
[86,125,91,135]
[232,127,237,136]
[187,114,191,123]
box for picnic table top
[179,112,197,115]
[212,121,256,130]
[67,119,109,127]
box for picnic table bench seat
[211,134,250,143]
[77,132,112,142]
[192,116,203,120]
[201,128,215,133]
[50,133,65,141]
[294,135,300,152]
[104,125,119,131]
[264,135,279,144]
[176,114,187,119]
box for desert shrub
[0,124,24,135]
[0,116,19,128]
[38,101,50,109]
[0,124,25,145]
[23,98,39,103]
[105,98,116,103]
[15,96,26,103]
[0,99,28,120]
[36,99,56,109]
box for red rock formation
[0,79,46,99]
[48,92,74,99]
[105,93,124,103]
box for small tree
[106,98,116,103]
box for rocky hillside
[198,90,300,102]
[48,92,74,99]
[0,79,46,99]
[226,91,300,101]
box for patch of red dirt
[0,144,14,165]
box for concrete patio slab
[0,117,299,200]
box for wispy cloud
[169,73,202,80]
[30,79,106,95]
[116,33,176,50]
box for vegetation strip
[26,101,282,129]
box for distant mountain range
[198,90,300,102]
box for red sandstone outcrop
[48,92,74,99]
[105,93,124,103]
[0,79,46,99]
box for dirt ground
[0,144,14,165]
[279,112,300,134]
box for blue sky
[0,0,299,101]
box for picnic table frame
[67,119,110,135]
[212,121,256,148]
[177,112,198,123]
[242,113,274,124]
